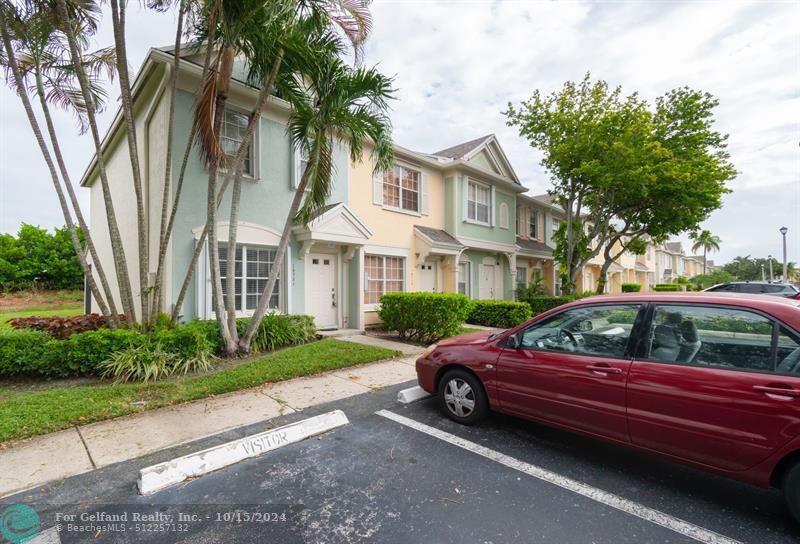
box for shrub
[238,314,317,353]
[467,300,532,328]
[519,295,574,316]
[379,292,471,344]
[653,284,681,292]
[0,329,57,377]
[8,314,125,339]
[621,283,641,293]
[99,339,212,383]
[155,324,216,361]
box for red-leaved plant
[7,314,126,339]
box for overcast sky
[1,0,798,265]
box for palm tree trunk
[0,15,110,321]
[55,0,137,323]
[207,46,237,354]
[109,0,149,326]
[171,51,284,323]
[703,247,707,275]
[34,67,120,326]
[224,170,243,347]
[239,161,311,353]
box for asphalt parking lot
[3,381,799,544]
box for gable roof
[664,242,684,254]
[433,135,494,159]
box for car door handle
[753,385,800,398]
[586,364,622,375]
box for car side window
[738,284,763,293]
[518,304,642,359]
[646,305,774,371]
[775,327,800,375]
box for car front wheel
[783,460,800,523]
[438,369,488,425]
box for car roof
[562,292,800,322]
[717,281,794,286]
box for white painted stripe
[397,386,431,404]
[376,410,741,544]
[29,527,61,543]
[138,410,349,495]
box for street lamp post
[768,254,774,282]
[780,227,788,281]
[761,263,765,281]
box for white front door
[479,264,496,299]
[419,260,438,292]
[309,253,338,329]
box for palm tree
[691,230,721,275]
[0,1,120,325]
[54,0,138,322]
[239,50,395,353]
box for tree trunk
[34,67,119,326]
[171,51,284,323]
[109,0,149,326]
[55,0,137,323]
[207,46,237,354]
[223,170,243,349]
[0,16,111,322]
[239,158,312,353]
[703,247,707,275]
[150,0,186,323]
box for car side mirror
[504,334,521,349]
[576,320,593,332]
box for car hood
[437,330,500,346]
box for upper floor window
[551,218,561,236]
[529,210,538,239]
[467,180,490,223]
[221,110,253,177]
[383,166,419,212]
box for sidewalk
[0,336,422,498]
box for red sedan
[416,292,800,521]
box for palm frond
[193,60,225,167]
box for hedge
[467,300,532,328]
[0,314,318,379]
[379,292,471,344]
[519,295,575,316]
[653,284,681,292]
[621,283,641,293]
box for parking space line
[376,410,742,544]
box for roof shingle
[432,135,493,159]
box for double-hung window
[365,255,405,304]
[528,210,538,239]
[383,165,420,212]
[221,110,253,177]
[467,180,490,223]
[516,266,528,290]
[458,262,471,297]
[219,243,279,313]
[551,218,561,236]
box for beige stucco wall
[349,149,449,326]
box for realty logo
[0,504,40,544]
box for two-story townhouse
[348,135,527,326]
[655,241,687,283]
[514,194,558,295]
[80,46,372,330]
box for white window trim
[382,165,421,214]
[219,106,259,181]
[529,209,538,239]
[207,242,283,318]
[466,179,492,226]
[458,260,472,299]
[499,202,509,229]
[363,254,406,311]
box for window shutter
[372,169,383,205]
[420,173,430,215]
[462,177,468,220]
[490,185,496,226]
[291,147,301,189]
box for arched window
[498,202,509,229]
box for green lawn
[453,326,482,336]
[0,303,83,329]
[0,339,399,443]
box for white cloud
[0,0,797,265]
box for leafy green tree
[722,255,797,282]
[691,270,735,290]
[0,224,84,291]
[691,230,721,275]
[505,76,735,294]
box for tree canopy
[504,74,736,294]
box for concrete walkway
[0,336,422,498]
